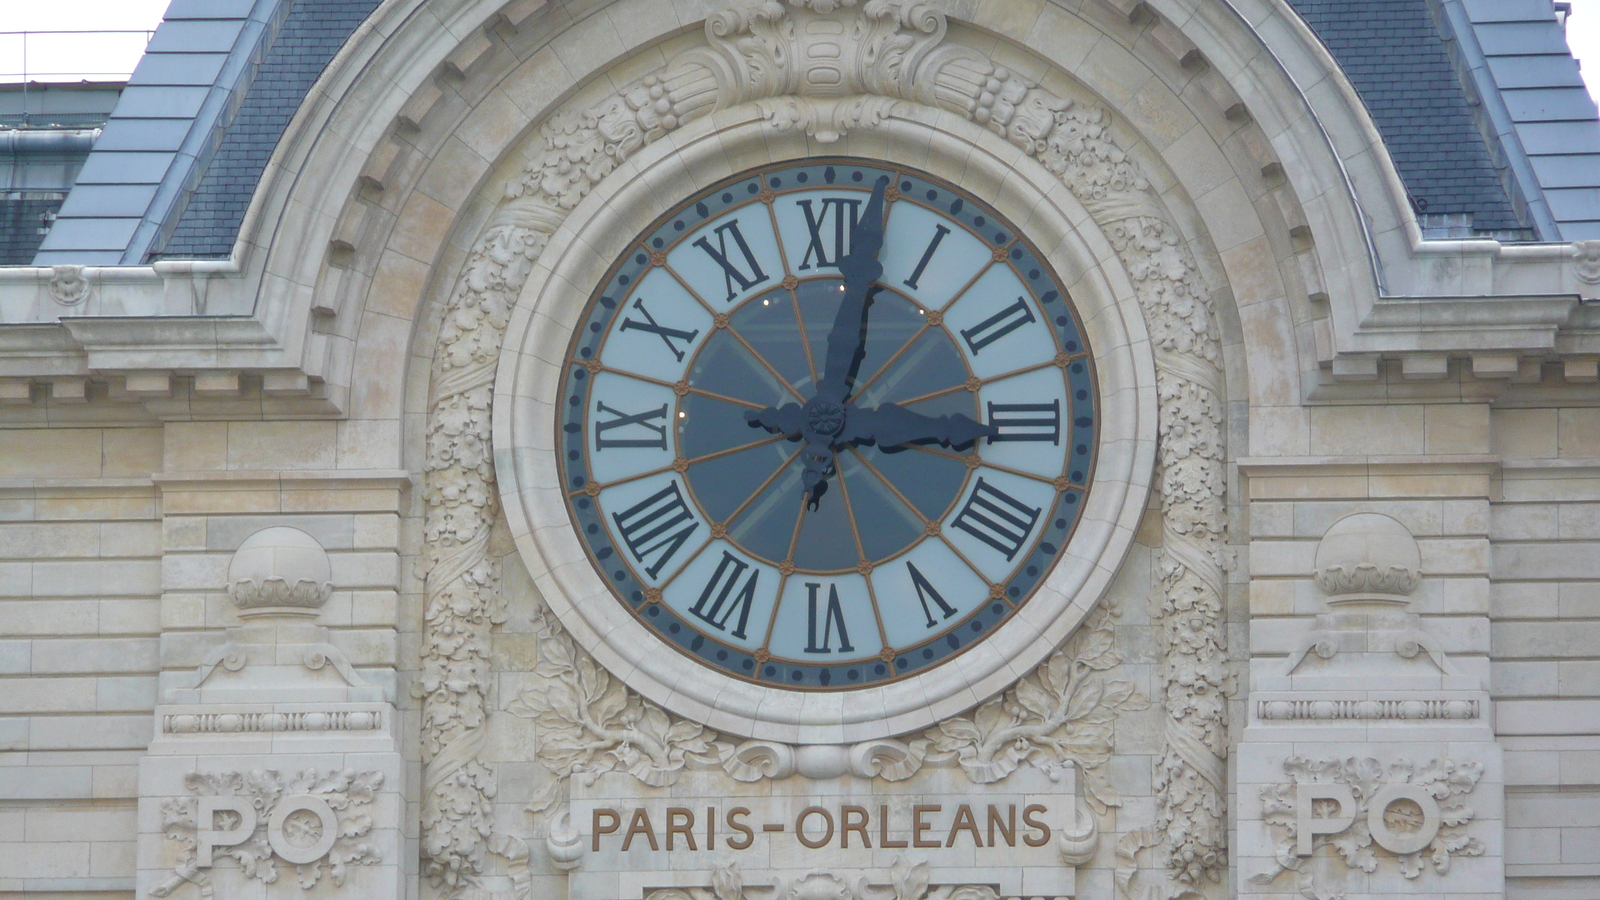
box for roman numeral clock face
[558,159,1097,690]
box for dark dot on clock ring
[674,220,685,231]
[895,657,908,669]
[596,546,612,560]
[764,665,777,677]
[635,252,647,265]
[769,177,782,188]
[1027,565,1038,577]
[614,570,627,581]
[797,172,809,183]
[1055,518,1068,529]
[716,649,728,661]
[690,635,703,651]
[587,523,599,534]
[922,648,934,660]
[668,622,680,635]
[747,182,760,194]
[589,323,601,333]
[847,669,859,680]
[991,603,1004,615]
[742,658,754,670]
[1007,587,1020,599]
[568,450,579,461]
[974,216,987,227]
[653,237,665,249]
[646,605,660,617]
[851,170,864,182]
[926,189,938,201]
[874,664,886,675]
[901,180,913,192]
[1056,316,1070,326]
[791,670,803,682]
[722,192,733,203]
[1076,389,1088,400]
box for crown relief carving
[421,0,1229,893]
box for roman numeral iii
[611,481,699,579]
[951,477,1042,562]
[689,551,760,639]
[986,400,1060,444]
[692,219,770,302]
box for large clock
[551,158,1096,692]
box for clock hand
[815,176,891,404]
[842,401,999,450]
[744,403,805,437]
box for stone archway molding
[419,0,1229,895]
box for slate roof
[159,0,381,258]
[1288,0,1532,239]
[22,0,1600,264]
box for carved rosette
[420,0,1228,892]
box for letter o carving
[266,794,340,864]
[1367,784,1441,855]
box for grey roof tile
[112,86,212,120]
[144,20,249,54]
[130,53,231,87]
[1474,21,1573,55]
[1464,0,1560,22]
[55,184,160,218]
[87,119,195,152]
[1501,86,1600,122]
[72,152,176,185]
[35,217,140,251]
[1515,119,1600,154]
[164,0,261,17]
[1487,54,1585,89]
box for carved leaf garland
[925,602,1147,809]
[420,0,1228,892]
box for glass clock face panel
[556,159,1097,690]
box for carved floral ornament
[419,0,1228,896]
[646,859,1011,900]
[1252,757,1486,900]
[152,768,384,897]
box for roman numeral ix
[594,401,669,451]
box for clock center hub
[805,400,846,438]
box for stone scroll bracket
[422,0,1227,895]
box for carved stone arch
[413,2,1234,896]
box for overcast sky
[4,0,1600,104]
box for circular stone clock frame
[496,115,1157,744]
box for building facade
[2,1,1600,899]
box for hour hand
[844,402,999,450]
[745,404,806,437]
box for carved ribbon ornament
[419,0,1228,894]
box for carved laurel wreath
[418,1,1229,896]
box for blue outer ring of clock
[556,159,1098,691]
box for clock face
[556,158,1096,690]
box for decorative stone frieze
[426,0,1228,893]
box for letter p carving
[1294,784,1356,856]
[196,795,257,866]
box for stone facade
[0,2,1598,900]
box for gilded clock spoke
[904,443,1069,488]
[790,284,820,387]
[936,257,1002,317]
[723,445,804,526]
[685,432,789,467]
[886,382,970,408]
[831,457,871,565]
[846,447,933,527]
[722,322,810,403]
[937,530,1004,603]
[846,318,932,402]
[653,533,716,593]
[849,454,994,600]
[859,565,893,660]
[594,365,769,410]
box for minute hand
[815,176,890,404]
[844,402,998,450]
